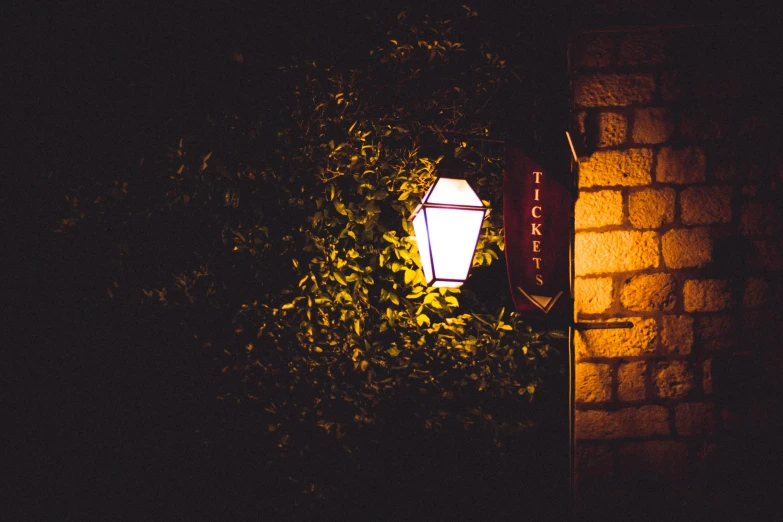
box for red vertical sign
[504,146,571,318]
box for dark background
[5,0,783,519]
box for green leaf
[403,269,415,284]
[333,200,348,215]
[416,314,430,327]
[334,271,347,285]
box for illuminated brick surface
[570,26,782,495]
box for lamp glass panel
[425,178,484,207]
[425,207,485,281]
[412,211,434,283]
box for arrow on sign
[517,287,564,314]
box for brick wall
[569,27,783,509]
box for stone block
[574,73,656,107]
[618,30,673,66]
[654,361,694,399]
[741,200,779,236]
[575,190,624,229]
[680,107,731,141]
[683,279,733,312]
[660,70,684,101]
[576,363,613,403]
[741,309,780,346]
[689,65,744,100]
[579,149,653,188]
[679,106,732,141]
[575,231,659,276]
[680,186,732,225]
[575,443,614,481]
[702,358,713,394]
[711,142,738,182]
[743,277,769,308]
[747,239,783,272]
[661,315,694,355]
[574,277,614,315]
[632,107,674,145]
[721,401,774,436]
[618,441,688,480]
[656,146,706,184]
[617,362,647,402]
[696,315,737,351]
[576,405,669,440]
[675,402,716,436]
[620,273,677,312]
[597,112,627,147]
[661,227,712,269]
[576,317,657,359]
[571,33,614,69]
[628,188,675,229]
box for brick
[712,140,768,183]
[618,441,688,480]
[620,273,677,312]
[579,149,653,188]
[683,279,733,312]
[575,443,614,481]
[576,363,612,403]
[576,405,669,439]
[680,186,733,225]
[702,359,713,394]
[632,108,674,145]
[662,227,712,269]
[618,362,647,402]
[575,190,624,229]
[576,317,657,358]
[696,315,737,350]
[696,442,720,464]
[628,188,675,229]
[574,73,656,107]
[741,185,758,197]
[661,315,694,355]
[572,33,614,69]
[741,309,780,345]
[618,30,673,66]
[711,143,739,182]
[654,361,694,399]
[739,107,772,134]
[740,200,779,236]
[574,277,614,315]
[596,112,627,147]
[747,239,783,272]
[656,146,706,184]
[575,110,587,135]
[743,277,769,308]
[660,70,684,101]
[721,401,773,436]
[679,106,731,141]
[575,231,659,276]
[675,402,716,436]
[689,66,743,99]
[661,64,743,102]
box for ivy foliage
[56,8,564,456]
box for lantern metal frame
[410,177,489,287]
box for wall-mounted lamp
[411,177,489,287]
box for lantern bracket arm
[570,321,633,330]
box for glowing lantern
[411,177,489,287]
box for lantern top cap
[423,177,485,208]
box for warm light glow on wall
[412,177,488,287]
